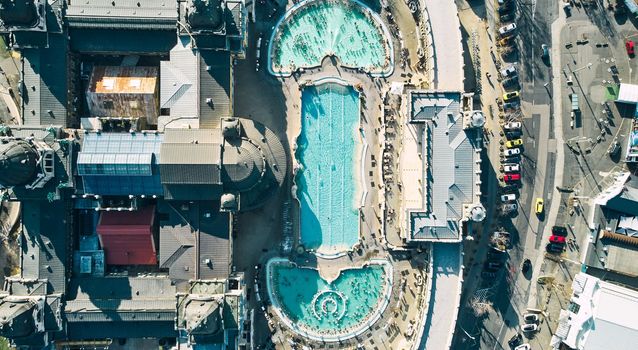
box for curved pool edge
[265,257,393,342]
[293,77,368,259]
[267,0,395,78]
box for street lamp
[573,62,593,73]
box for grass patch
[0,337,10,350]
[606,84,620,101]
[0,37,9,59]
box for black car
[609,141,621,157]
[499,12,515,23]
[487,250,505,261]
[546,242,564,254]
[498,5,513,15]
[522,259,532,273]
[508,333,523,348]
[552,226,568,237]
[502,76,520,89]
[503,155,522,163]
[505,130,523,139]
[500,184,519,193]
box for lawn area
[605,84,620,101]
[0,37,9,59]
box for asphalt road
[452,0,560,349]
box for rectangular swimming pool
[296,81,360,255]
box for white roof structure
[552,273,638,350]
[405,91,483,242]
[617,83,638,104]
[423,0,464,90]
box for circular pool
[268,0,394,77]
[266,258,393,341]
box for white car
[514,344,531,350]
[521,323,538,333]
[503,164,520,172]
[501,64,518,78]
[503,148,521,156]
[499,23,517,36]
[503,121,522,130]
[523,313,539,323]
[501,193,517,202]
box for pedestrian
[486,72,491,78]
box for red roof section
[97,206,157,265]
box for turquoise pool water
[271,263,387,335]
[271,0,389,73]
[297,82,360,254]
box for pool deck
[229,0,470,348]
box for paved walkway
[423,0,464,90]
[418,243,463,350]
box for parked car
[503,101,521,111]
[503,155,522,164]
[627,40,635,56]
[508,334,523,348]
[523,313,539,323]
[499,23,517,36]
[485,261,504,271]
[500,184,519,193]
[522,259,532,273]
[506,130,523,139]
[552,225,568,237]
[481,271,497,279]
[503,163,520,172]
[498,4,513,15]
[515,344,531,350]
[503,173,521,183]
[541,44,551,65]
[502,203,519,212]
[521,323,538,333]
[609,141,621,157]
[503,148,521,157]
[501,64,518,78]
[549,235,566,244]
[503,121,522,130]
[501,193,517,202]
[506,139,523,148]
[503,91,520,102]
[502,76,520,89]
[546,242,564,254]
[498,12,515,23]
[535,198,544,214]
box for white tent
[617,83,638,104]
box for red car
[549,235,566,244]
[627,40,635,56]
[503,173,521,183]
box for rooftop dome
[0,140,38,187]
[220,193,238,211]
[0,0,39,28]
[187,0,224,32]
[470,111,486,128]
[221,118,242,140]
[222,139,265,192]
[469,204,486,222]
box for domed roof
[0,0,39,28]
[221,118,241,140]
[469,204,486,222]
[187,0,224,32]
[220,193,238,211]
[222,139,265,192]
[470,111,486,128]
[0,140,38,187]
